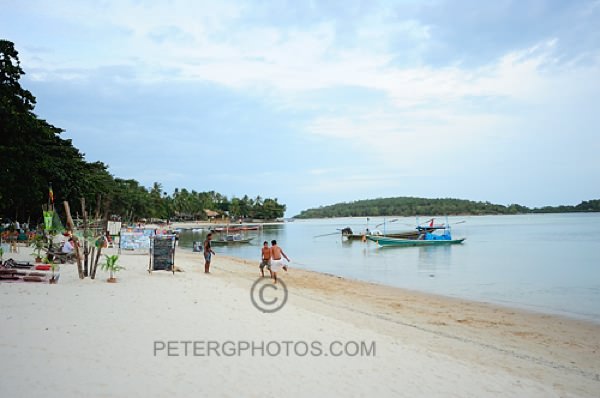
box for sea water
[178,213,600,323]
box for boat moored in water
[210,225,261,233]
[367,234,465,247]
[367,219,465,247]
[210,234,254,245]
[341,217,455,241]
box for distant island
[293,197,600,219]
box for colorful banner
[43,211,54,231]
[120,230,153,250]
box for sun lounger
[47,250,76,264]
[2,259,34,268]
[0,265,60,284]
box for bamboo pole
[91,241,103,280]
[89,194,101,276]
[63,201,84,279]
[81,198,89,277]
[91,197,110,279]
[94,194,102,224]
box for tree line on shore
[293,197,600,219]
[0,40,285,225]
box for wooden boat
[341,224,445,241]
[343,216,463,242]
[210,234,254,245]
[210,225,261,233]
[342,229,421,240]
[367,235,465,247]
[367,216,466,247]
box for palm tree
[101,254,125,282]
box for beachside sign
[149,235,176,274]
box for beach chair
[3,258,34,269]
[47,250,76,264]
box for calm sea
[178,213,600,323]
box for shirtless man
[269,239,290,284]
[259,241,272,278]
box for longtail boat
[367,235,465,247]
[341,217,449,241]
[210,225,261,233]
[367,219,465,247]
[210,234,254,245]
[342,228,421,240]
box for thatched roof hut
[204,209,219,218]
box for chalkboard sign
[149,235,176,274]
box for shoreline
[179,241,600,325]
[1,246,599,397]
[165,216,600,325]
[216,250,599,326]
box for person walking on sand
[203,233,216,273]
[259,241,272,278]
[269,240,290,284]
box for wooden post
[89,194,102,275]
[81,198,89,277]
[91,246,103,280]
[91,197,111,279]
[63,201,84,279]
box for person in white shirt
[61,238,74,254]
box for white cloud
[6,0,600,211]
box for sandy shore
[1,245,598,397]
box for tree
[0,40,99,221]
[0,40,288,223]
[149,182,167,219]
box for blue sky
[2,0,599,216]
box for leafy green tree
[1,40,287,224]
[1,40,103,221]
[293,196,600,218]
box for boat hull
[344,231,421,240]
[211,238,254,245]
[210,225,261,233]
[367,236,465,247]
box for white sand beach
[1,245,598,397]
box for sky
[2,0,599,216]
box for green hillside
[293,197,600,219]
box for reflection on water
[178,225,289,260]
[417,245,452,276]
[177,229,207,249]
[177,214,600,322]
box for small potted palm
[101,254,124,283]
[46,257,59,284]
[30,235,45,263]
